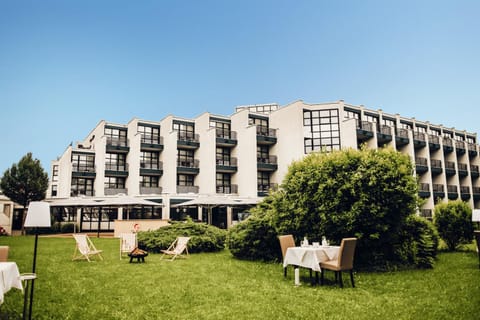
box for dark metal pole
[26,231,39,320]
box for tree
[0,153,49,233]
[434,200,473,251]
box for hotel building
[46,100,480,232]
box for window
[216,173,231,193]
[249,117,269,135]
[381,118,395,127]
[211,120,231,139]
[104,177,125,189]
[71,178,94,196]
[303,109,340,153]
[52,165,59,182]
[257,172,270,191]
[105,127,127,146]
[72,153,95,172]
[177,174,194,186]
[141,151,160,169]
[257,146,269,162]
[140,176,159,187]
[105,153,126,171]
[173,121,195,140]
[399,122,412,130]
[138,124,160,144]
[216,148,230,165]
[177,149,194,167]
[51,185,58,197]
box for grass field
[0,235,479,320]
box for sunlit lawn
[0,235,479,320]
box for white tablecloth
[283,246,340,272]
[0,262,23,304]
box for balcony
[413,132,426,149]
[445,161,456,176]
[357,121,374,142]
[458,163,468,177]
[377,125,392,145]
[460,186,470,200]
[177,159,200,174]
[468,143,478,157]
[104,188,128,196]
[140,186,162,195]
[106,137,130,153]
[176,185,199,194]
[430,159,443,175]
[257,183,278,197]
[140,162,163,176]
[418,183,430,198]
[216,129,238,147]
[105,163,129,177]
[432,184,445,198]
[428,135,441,150]
[447,185,458,200]
[443,137,453,153]
[257,155,278,172]
[471,165,480,178]
[455,141,466,155]
[415,157,428,174]
[256,127,277,145]
[216,184,238,194]
[473,187,480,200]
[395,128,410,146]
[140,134,164,151]
[216,157,238,173]
[70,189,95,197]
[72,165,96,178]
[177,132,200,149]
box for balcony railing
[177,159,199,168]
[216,129,237,140]
[216,184,238,194]
[379,125,392,135]
[415,157,428,166]
[256,126,277,138]
[177,132,200,143]
[420,209,432,220]
[413,132,426,141]
[72,165,96,172]
[432,184,444,192]
[176,185,199,194]
[428,135,440,144]
[105,163,128,171]
[140,162,163,170]
[396,128,409,138]
[216,157,238,166]
[104,188,128,196]
[139,186,162,195]
[359,121,373,132]
[419,183,430,192]
[140,134,163,145]
[257,155,278,165]
[106,137,129,147]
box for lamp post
[24,201,51,320]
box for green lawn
[0,236,479,320]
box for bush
[396,215,439,268]
[434,200,474,251]
[138,218,227,253]
[60,223,77,233]
[227,214,280,261]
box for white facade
[47,100,480,225]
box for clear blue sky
[1,0,479,175]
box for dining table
[283,245,340,273]
[0,262,23,304]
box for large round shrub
[138,219,227,253]
[434,200,473,251]
[227,214,279,261]
[229,147,437,270]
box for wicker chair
[320,238,357,288]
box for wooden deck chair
[120,233,137,260]
[160,237,190,261]
[72,234,103,262]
